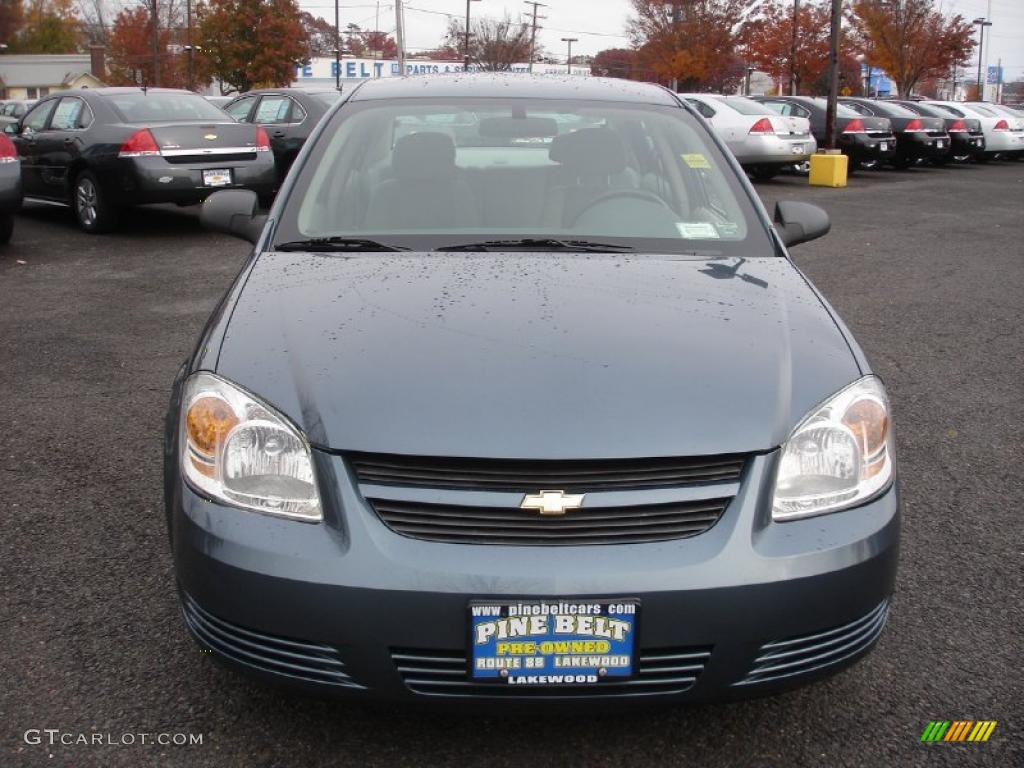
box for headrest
[549,127,627,175]
[393,132,457,181]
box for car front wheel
[73,170,118,233]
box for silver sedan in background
[682,94,817,180]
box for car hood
[215,252,861,458]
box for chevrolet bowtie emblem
[204,133,217,140]
[520,490,585,516]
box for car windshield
[721,97,775,116]
[966,104,996,117]
[108,92,229,123]
[281,97,769,256]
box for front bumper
[110,155,276,205]
[167,449,900,705]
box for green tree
[12,0,80,52]
[196,0,309,93]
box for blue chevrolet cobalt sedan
[166,75,898,704]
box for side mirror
[200,189,266,243]
[773,201,830,247]
[4,122,21,135]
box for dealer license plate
[790,144,804,154]
[202,169,232,187]
[470,599,638,686]
[879,142,888,151]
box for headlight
[179,372,322,522]
[772,376,895,521]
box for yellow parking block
[809,151,848,188]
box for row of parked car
[0,85,1020,242]
[685,93,1024,178]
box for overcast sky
[299,0,1024,80]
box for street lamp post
[824,0,840,150]
[562,37,577,75]
[745,66,754,96]
[464,0,481,72]
[973,17,992,101]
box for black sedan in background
[754,95,896,170]
[5,88,276,233]
[888,100,985,163]
[223,88,342,189]
[839,98,949,168]
[0,131,22,243]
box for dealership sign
[294,57,591,81]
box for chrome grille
[392,646,712,698]
[182,593,362,688]
[348,452,745,492]
[735,600,889,686]
[370,498,728,546]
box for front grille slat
[392,646,712,698]
[735,600,889,687]
[182,594,363,689]
[350,452,745,492]
[370,499,728,546]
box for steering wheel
[569,189,673,226]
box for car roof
[347,74,679,105]
[233,87,339,97]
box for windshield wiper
[436,238,635,253]
[274,237,410,252]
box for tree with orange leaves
[195,0,309,93]
[741,0,831,95]
[849,0,975,97]
[627,0,748,92]
[107,6,192,89]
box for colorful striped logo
[921,721,997,742]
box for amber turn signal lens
[843,398,888,477]
[186,396,239,456]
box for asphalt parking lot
[2,162,1022,768]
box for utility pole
[464,0,481,72]
[150,0,160,87]
[524,1,545,74]
[824,0,840,150]
[335,0,341,90]
[669,2,680,92]
[995,57,1002,103]
[790,0,799,95]
[186,0,193,90]
[395,0,406,77]
[562,37,577,75]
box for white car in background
[925,101,1024,160]
[681,94,816,179]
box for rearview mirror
[200,189,266,243]
[773,201,830,247]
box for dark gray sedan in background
[166,75,899,704]
[6,87,275,232]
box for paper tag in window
[681,153,711,169]
[676,222,720,239]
